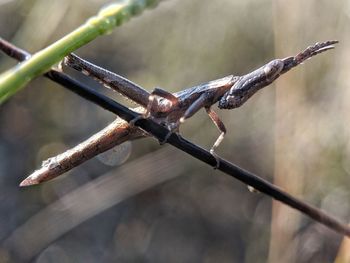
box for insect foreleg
[179,93,211,123]
[205,107,226,168]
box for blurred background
[0,0,349,262]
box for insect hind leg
[129,88,180,144]
[63,53,150,107]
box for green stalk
[0,0,161,103]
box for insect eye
[264,65,272,75]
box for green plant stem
[0,0,161,103]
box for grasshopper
[19,40,337,185]
[64,40,337,156]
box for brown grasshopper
[20,40,337,185]
[6,38,350,239]
[64,40,337,155]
